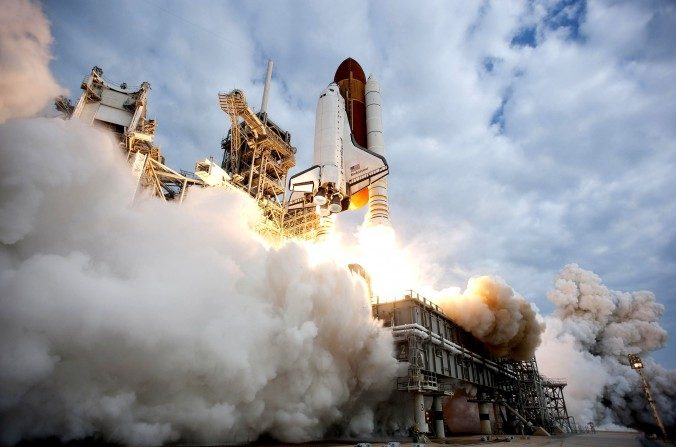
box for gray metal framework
[61,66,204,203]
[373,292,511,394]
[542,377,575,433]
[372,291,576,435]
[496,359,548,432]
[219,89,320,242]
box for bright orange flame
[348,188,369,210]
[301,216,450,303]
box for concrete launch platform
[238,432,672,447]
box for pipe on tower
[260,60,273,115]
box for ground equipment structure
[372,292,576,438]
[60,66,204,202]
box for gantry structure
[61,66,203,202]
[541,376,575,433]
[371,291,576,438]
[218,89,319,242]
[60,66,320,242]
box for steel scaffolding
[62,66,203,203]
[219,89,319,242]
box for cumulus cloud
[537,264,675,430]
[0,0,64,123]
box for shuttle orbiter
[287,83,389,216]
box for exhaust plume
[434,276,544,361]
[0,117,399,445]
[537,264,675,431]
[0,0,63,123]
[0,4,398,444]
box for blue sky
[42,0,676,368]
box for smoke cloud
[0,3,399,444]
[434,276,544,361]
[0,117,398,445]
[537,264,675,431]
[0,0,63,123]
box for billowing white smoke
[434,276,544,361]
[343,226,544,362]
[0,3,398,444]
[537,264,675,430]
[0,118,398,446]
[0,0,63,123]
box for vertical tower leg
[414,393,429,434]
[479,402,492,436]
[433,395,445,438]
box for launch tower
[59,66,203,202]
[219,64,320,242]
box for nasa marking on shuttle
[287,83,389,216]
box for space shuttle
[287,82,389,216]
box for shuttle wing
[343,135,389,196]
[287,165,320,209]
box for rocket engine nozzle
[313,187,328,206]
[329,194,342,213]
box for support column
[479,402,492,436]
[414,393,428,434]
[432,396,445,438]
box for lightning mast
[628,354,667,439]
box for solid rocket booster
[365,75,390,225]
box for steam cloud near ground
[0,117,398,446]
[434,276,544,361]
[537,264,675,430]
[0,3,397,444]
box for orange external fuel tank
[334,58,369,209]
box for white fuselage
[314,84,348,200]
[287,81,388,216]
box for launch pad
[373,292,575,438]
[56,61,577,440]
